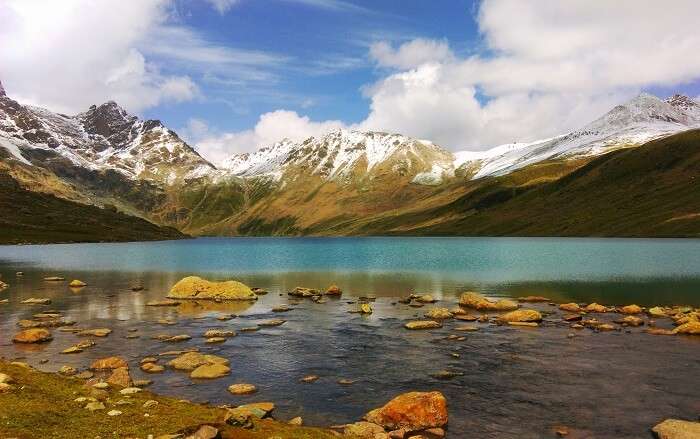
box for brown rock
[364,391,448,431]
[146,299,180,306]
[652,419,700,439]
[12,328,52,343]
[168,276,257,301]
[620,304,643,314]
[190,363,230,379]
[517,296,550,303]
[258,319,286,327]
[141,362,165,373]
[673,321,700,335]
[69,280,87,288]
[90,356,128,370]
[585,303,607,313]
[326,285,342,296]
[77,328,112,337]
[228,383,257,395]
[300,375,319,383]
[107,367,133,388]
[424,308,453,320]
[559,303,581,313]
[498,309,542,323]
[168,352,229,371]
[615,315,644,327]
[343,422,389,439]
[20,298,52,305]
[185,425,219,439]
[404,320,442,330]
[646,328,675,335]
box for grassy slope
[0,171,187,244]
[360,129,700,237]
[0,362,342,439]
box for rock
[645,328,675,336]
[517,296,550,302]
[459,291,517,311]
[69,280,87,288]
[134,379,153,387]
[21,298,52,305]
[326,285,342,296]
[153,334,192,342]
[190,363,230,379]
[0,373,14,384]
[288,416,303,426]
[143,400,159,409]
[554,426,570,437]
[507,322,539,327]
[13,328,52,343]
[364,391,448,431]
[559,303,581,312]
[77,328,111,337]
[146,299,181,306]
[107,410,122,416]
[58,365,77,376]
[498,309,543,323]
[225,402,275,426]
[563,314,582,322]
[90,356,128,370]
[648,306,668,318]
[585,303,607,313]
[168,352,229,371]
[615,315,644,327]
[289,286,321,297]
[405,320,442,330]
[449,307,467,315]
[258,319,286,327]
[0,280,7,290]
[454,325,479,332]
[141,362,165,373]
[206,337,226,343]
[430,370,464,379]
[271,305,292,312]
[424,308,453,320]
[43,276,65,281]
[673,321,700,335]
[107,367,133,388]
[300,375,319,383]
[92,382,109,389]
[168,276,257,301]
[620,304,643,314]
[204,330,236,338]
[185,425,219,439]
[596,323,616,331]
[119,387,142,395]
[416,295,436,303]
[228,383,257,395]
[338,379,356,385]
[652,419,700,439]
[0,384,14,393]
[343,422,389,439]
[18,318,76,329]
[85,401,105,411]
[240,326,259,332]
[76,371,94,379]
[454,314,477,321]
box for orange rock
[325,285,342,296]
[585,303,607,313]
[559,303,581,313]
[620,304,643,314]
[364,391,448,431]
[12,328,52,343]
[106,367,133,388]
[517,296,550,303]
[90,356,128,370]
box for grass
[0,361,344,439]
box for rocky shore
[2,274,700,438]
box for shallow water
[1,237,699,438]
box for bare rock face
[364,391,448,432]
[168,276,257,301]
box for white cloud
[204,0,238,15]
[369,39,453,70]
[183,111,346,165]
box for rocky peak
[666,94,698,110]
[0,79,5,97]
[78,101,138,147]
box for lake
[1,237,699,438]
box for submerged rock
[258,319,286,327]
[652,418,700,439]
[77,328,111,337]
[364,391,448,431]
[498,309,543,323]
[190,363,230,379]
[20,298,52,305]
[146,299,180,306]
[405,320,442,330]
[168,276,257,301]
[12,328,52,343]
[424,308,453,320]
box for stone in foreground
[168,276,257,301]
[12,328,52,343]
[364,391,448,432]
[652,419,700,439]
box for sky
[2,0,700,165]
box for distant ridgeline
[1,78,699,242]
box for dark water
[0,238,699,438]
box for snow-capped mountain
[221,129,455,185]
[455,93,700,179]
[0,87,213,185]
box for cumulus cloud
[205,0,239,15]
[183,111,346,165]
[369,39,453,69]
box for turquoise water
[1,237,699,438]
[2,237,700,305]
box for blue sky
[144,0,484,131]
[2,0,700,163]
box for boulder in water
[167,276,257,301]
[364,391,448,431]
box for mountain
[354,129,700,237]
[1,79,699,240]
[452,93,700,179]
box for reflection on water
[1,238,700,438]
